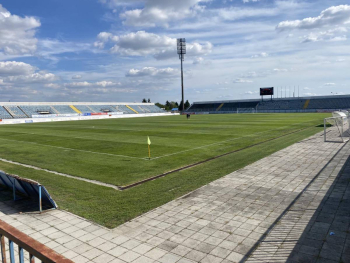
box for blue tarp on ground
[0,171,57,210]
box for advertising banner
[32,113,79,118]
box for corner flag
[147,136,151,159]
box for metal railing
[0,219,73,263]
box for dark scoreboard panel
[260,87,274,96]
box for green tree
[147,98,151,103]
[184,100,190,110]
[155,102,164,109]
[142,98,147,103]
[178,100,183,111]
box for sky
[0,0,349,103]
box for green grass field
[0,113,329,227]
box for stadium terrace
[187,94,350,114]
[0,102,172,124]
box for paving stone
[158,253,181,263]
[108,246,128,257]
[92,253,115,263]
[144,248,167,260]
[200,254,223,263]
[210,246,231,259]
[118,250,141,262]
[132,255,155,263]
[171,244,192,257]
[81,248,104,260]
[185,250,207,262]
[158,240,178,251]
[226,251,245,262]
[132,243,153,255]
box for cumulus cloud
[323,82,335,86]
[7,72,57,83]
[0,61,35,76]
[193,57,204,64]
[94,31,213,60]
[276,5,350,31]
[0,61,57,84]
[217,7,277,21]
[251,52,269,58]
[65,81,121,88]
[245,91,258,94]
[301,27,347,43]
[233,78,253,83]
[0,4,40,55]
[72,74,82,80]
[96,81,120,87]
[273,68,288,72]
[115,0,207,27]
[126,67,178,77]
[44,83,60,89]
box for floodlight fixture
[177,38,186,112]
[177,38,186,60]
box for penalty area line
[0,137,146,160]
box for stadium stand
[148,105,165,113]
[0,107,14,119]
[52,105,77,114]
[86,105,114,113]
[0,103,165,119]
[19,105,54,117]
[124,105,138,114]
[188,95,350,113]
[74,105,93,113]
[4,106,28,118]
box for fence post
[39,185,42,213]
[12,179,16,201]
[9,240,15,263]
[19,247,24,263]
[1,235,7,263]
[29,253,35,263]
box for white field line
[1,126,286,162]
[150,119,318,160]
[0,137,146,160]
[0,157,121,190]
[0,120,315,162]
[149,126,292,160]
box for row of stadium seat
[188,96,350,113]
[0,104,165,119]
[188,101,259,112]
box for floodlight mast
[177,38,186,112]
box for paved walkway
[0,130,349,263]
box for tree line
[142,98,190,111]
[155,100,190,111]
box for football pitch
[0,113,329,227]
